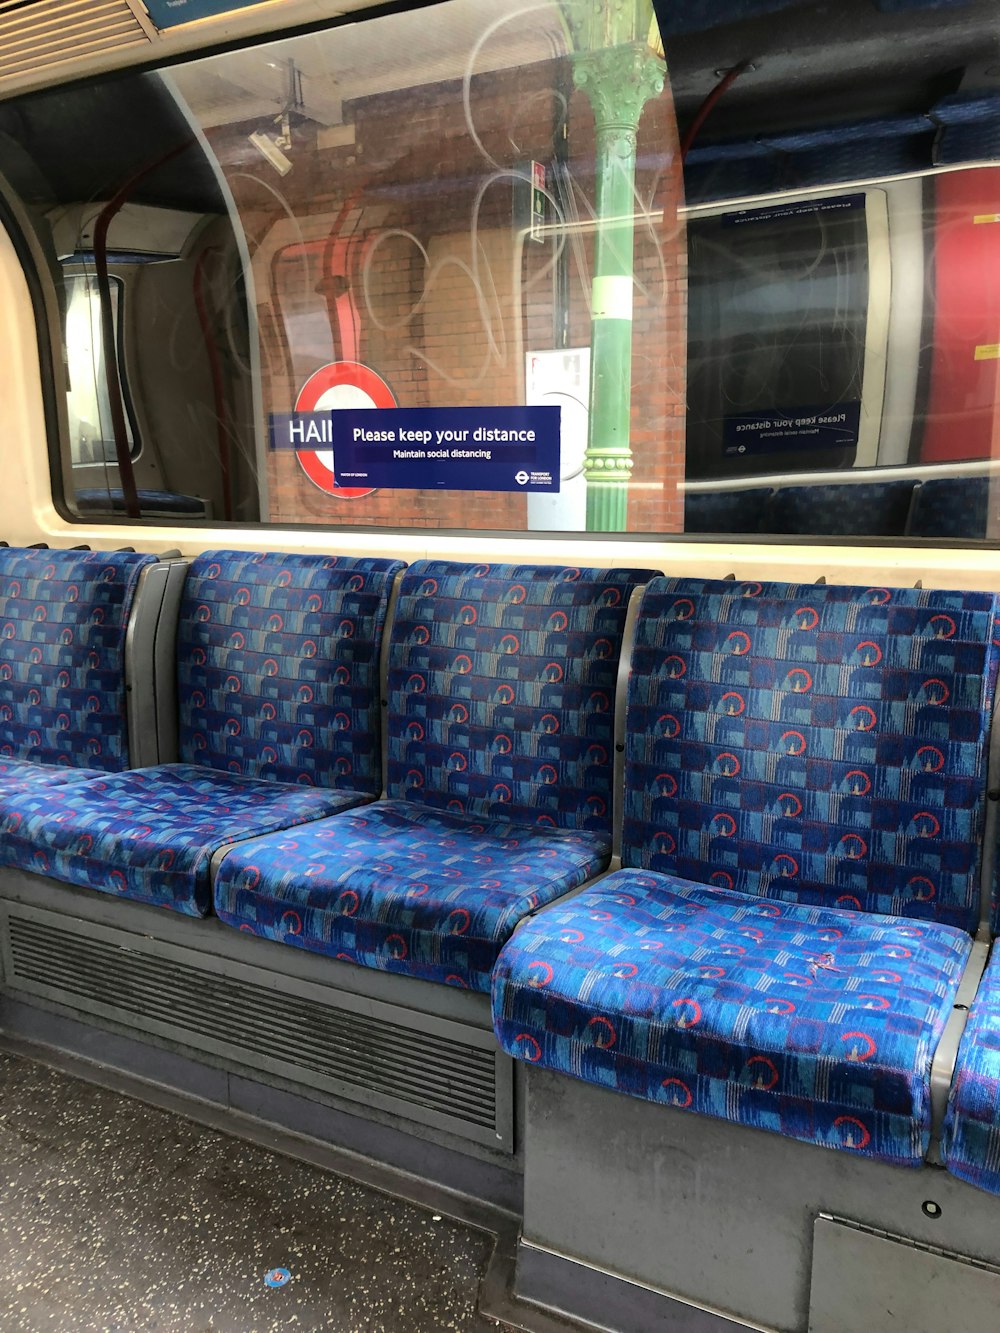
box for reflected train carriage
[2,1,1000,1331]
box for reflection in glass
[0,0,999,540]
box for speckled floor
[0,1051,501,1332]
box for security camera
[249,130,293,176]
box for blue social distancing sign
[269,406,561,492]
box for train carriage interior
[4,0,1000,1329]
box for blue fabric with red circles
[0,550,403,914]
[0,757,103,794]
[0,763,363,915]
[214,560,648,984]
[492,869,971,1164]
[0,546,155,775]
[177,550,403,790]
[384,560,655,829]
[493,576,1000,1163]
[943,948,1000,1194]
[622,578,1000,935]
[213,798,610,990]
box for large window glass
[1,0,1000,540]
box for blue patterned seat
[0,757,101,796]
[214,561,654,988]
[73,488,209,518]
[214,799,609,990]
[0,551,403,915]
[684,488,770,535]
[0,546,156,784]
[494,872,970,1164]
[943,949,1000,1192]
[907,477,990,540]
[768,480,915,537]
[0,764,355,916]
[493,577,1000,1163]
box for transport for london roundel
[294,361,396,498]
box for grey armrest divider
[125,562,170,769]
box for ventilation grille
[0,0,150,85]
[5,910,507,1148]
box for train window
[0,0,998,541]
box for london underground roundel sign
[294,361,396,498]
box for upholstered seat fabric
[624,579,1000,934]
[176,550,403,791]
[73,488,208,518]
[214,798,610,991]
[385,560,654,830]
[767,481,914,537]
[942,949,1000,1194]
[0,763,364,915]
[213,560,648,983]
[0,546,156,772]
[0,550,405,913]
[493,869,971,1164]
[907,476,989,540]
[0,756,102,795]
[495,577,999,1159]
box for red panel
[921,167,1000,462]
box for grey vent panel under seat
[0,902,511,1150]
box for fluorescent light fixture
[248,129,293,176]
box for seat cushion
[0,763,368,916]
[492,869,971,1164]
[0,757,102,795]
[942,949,1000,1194]
[214,798,611,991]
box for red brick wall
[207,50,686,533]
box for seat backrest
[74,488,209,519]
[907,476,990,540]
[176,550,404,791]
[0,546,157,772]
[768,480,915,537]
[623,577,1000,933]
[684,488,772,535]
[386,560,655,830]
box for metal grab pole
[574,43,663,531]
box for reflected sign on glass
[723,401,862,456]
[270,406,561,492]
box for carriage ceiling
[0,0,997,212]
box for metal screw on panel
[922,1201,942,1219]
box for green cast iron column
[574,41,663,531]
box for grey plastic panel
[809,1215,1000,1333]
[521,1066,1000,1333]
[123,558,188,767]
[611,582,645,866]
[515,1242,747,1333]
[927,938,989,1160]
[378,568,406,799]
[152,559,188,764]
[0,897,513,1152]
[123,562,167,768]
